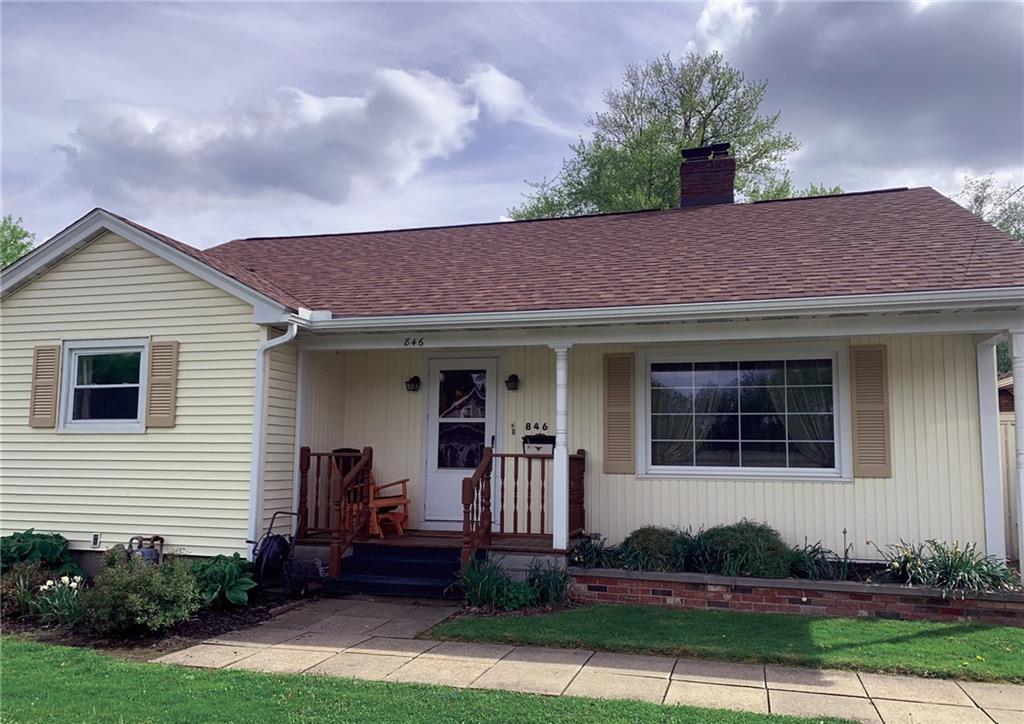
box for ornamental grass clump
[699,520,793,579]
[0,561,49,620]
[871,539,1022,597]
[458,559,537,611]
[617,526,691,572]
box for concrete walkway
[154,597,1024,723]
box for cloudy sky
[3,1,1022,248]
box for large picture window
[60,340,148,432]
[646,351,842,475]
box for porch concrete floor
[153,596,1024,723]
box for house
[2,144,1023,588]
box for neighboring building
[2,145,1023,580]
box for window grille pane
[789,441,835,468]
[789,414,834,441]
[740,387,786,414]
[694,361,739,387]
[786,359,833,385]
[651,363,693,388]
[73,387,139,420]
[695,440,739,466]
[740,414,786,440]
[652,440,694,466]
[76,352,141,385]
[651,388,693,414]
[740,360,785,386]
[694,387,738,414]
[695,414,738,440]
[652,414,693,440]
[787,386,833,413]
[741,441,788,467]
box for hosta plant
[193,553,258,608]
[1,529,82,576]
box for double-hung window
[642,345,849,478]
[60,339,148,432]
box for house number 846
[403,337,425,347]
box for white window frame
[58,338,149,433]
[636,341,853,481]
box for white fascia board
[0,209,290,323]
[296,308,1024,351]
[290,286,1024,334]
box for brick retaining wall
[570,568,1024,626]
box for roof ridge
[211,186,921,246]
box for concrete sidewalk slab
[959,681,1024,711]
[347,636,438,657]
[673,658,765,688]
[586,652,674,679]
[303,614,388,634]
[272,631,371,653]
[988,709,1024,723]
[769,690,881,724]
[873,699,992,724]
[858,672,974,706]
[470,646,593,696]
[419,641,515,663]
[153,644,256,669]
[225,647,333,674]
[664,680,769,714]
[565,669,669,703]
[205,625,301,647]
[388,657,492,688]
[369,618,436,638]
[306,651,413,680]
[766,665,867,697]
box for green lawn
[430,604,1024,682]
[1,638,846,724]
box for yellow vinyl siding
[0,232,261,556]
[259,337,298,531]
[301,336,984,558]
[572,335,985,559]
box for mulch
[3,589,310,662]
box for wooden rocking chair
[367,472,410,538]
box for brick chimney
[679,143,735,207]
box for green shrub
[34,575,86,627]
[700,520,792,578]
[0,529,82,577]
[872,539,1022,597]
[569,535,619,569]
[526,560,570,604]
[83,555,200,636]
[617,526,688,572]
[193,553,258,608]
[458,559,537,611]
[0,561,49,619]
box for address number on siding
[402,337,425,347]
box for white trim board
[296,309,1024,352]
[0,209,291,323]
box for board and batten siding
[0,232,262,556]
[572,335,986,559]
[302,337,986,559]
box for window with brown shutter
[850,345,891,477]
[28,344,61,428]
[604,352,635,474]
[146,340,179,428]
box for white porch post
[977,338,1005,560]
[1012,330,1024,565]
[551,344,572,550]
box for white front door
[424,358,498,527]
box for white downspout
[246,322,299,557]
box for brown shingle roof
[203,187,1024,317]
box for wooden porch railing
[460,447,494,565]
[298,445,373,576]
[461,448,588,565]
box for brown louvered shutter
[604,352,635,474]
[28,345,61,428]
[146,341,179,428]
[850,345,891,477]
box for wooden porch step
[323,541,473,600]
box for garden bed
[570,568,1024,626]
[3,589,305,661]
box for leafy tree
[958,175,1024,242]
[957,176,1023,374]
[1,215,34,268]
[509,52,837,219]
[744,171,843,202]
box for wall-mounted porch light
[504,374,520,391]
[405,375,421,392]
